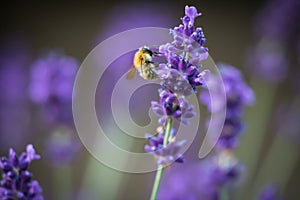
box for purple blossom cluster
[159,162,219,200]
[29,52,78,125]
[201,64,254,149]
[0,40,32,149]
[159,152,246,200]
[151,89,196,125]
[169,154,246,199]
[158,5,209,94]
[144,126,185,165]
[201,64,254,189]
[159,6,208,67]
[28,52,81,168]
[145,5,209,165]
[160,152,248,200]
[0,145,43,200]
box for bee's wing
[126,65,137,80]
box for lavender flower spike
[145,4,208,165]
[29,52,79,124]
[143,5,209,200]
[156,5,208,96]
[201,64,255,149]
[0,144,43,200]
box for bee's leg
[145,60,154,64]
[140,58,145,78]
[152,51,162,56]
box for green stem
[53,165,72,200]
[220,185,232,200]
[150,117,173,200]
[150,165,164,200]
[163,117,173,146]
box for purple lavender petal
[25,144,40,163]
[185,5,201,24]
[0,145,43,199]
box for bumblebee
[126,46,158,80]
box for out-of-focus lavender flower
[201,64,254,112]
[158,161,220,200]
[258,185,282,200]
[159,152,245,199]
[0,144,43,200]
[254,0,300,40]
[220,65,255,108]
[45,127,81,167]
[216,117,243,149]
[274,98,300,144]
[29,52,78,124]
[193,64,252,199]
[201,64,254,149]
[0,39,31,149]
[247,0,300,82]
[211,150,245,186]
[247,41,288,82]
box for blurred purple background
[0,0,299,199]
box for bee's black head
[141,47,154,56]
